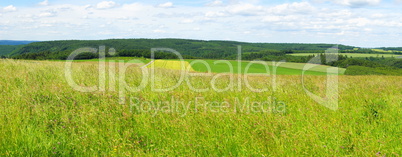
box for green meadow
[187,60,344,75]
[0,59,401,156]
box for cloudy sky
[0,0,401,47]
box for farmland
[147,60,195,71]
[0,59,401,156]
[64,58,346,75]
[371,49,402,53]
[289,53,402,58]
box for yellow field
[371,49,401,53]
[147,60,195,71]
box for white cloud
[3,5,17,12]
[269,2,315,15]
[262,16,281,22]
[39,0,49,6]
[207,0,224,7]
[205,11,226,17]
[121,3,149,12]
[17,14,34,18]
[39,12,55,17]
[158,2,173,8]
[39,23,53,27]
[0,1,400,47]
[153,29,166,33]
[84,5,93,10]
[117,16,129,20]
[348,17,370,26]
[96,1,116,9]
[180,19,194,23]
[227,3,264,16]
[330,0,382,7]
[370,13,385,18]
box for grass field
[0,59,401,156]
[263,61,347,74]
[290,53,402,58]
[187,60,344,75]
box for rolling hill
[0,40,37,56]
[0,45,24,56]
[9,38,357,58]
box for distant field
[289,53,402,58]
[187,60,344,75]
[147,60,195,71]
[263,61,346,74]
[371,49,402,53]
[54,58,345,75]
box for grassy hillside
[0,60,400,156]
[0,40,37,56]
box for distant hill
[0,40,37,45]
[0,45,24,56]
[9,38,356,59]
[0,40,37,56]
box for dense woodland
[0,45,23,56]
[1,39,401,75]
[8,39,358,58]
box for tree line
[11,49,188,60]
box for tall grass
[0,59,401,156]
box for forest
[8,39,357,58]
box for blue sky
[0,0,286,6]
[0,0,402,47]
